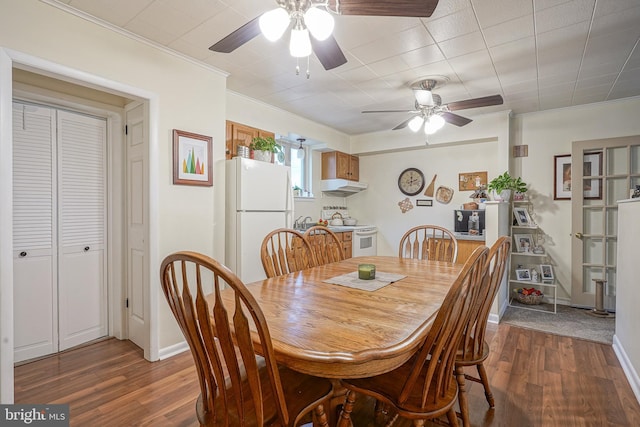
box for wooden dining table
[210,255,462,379]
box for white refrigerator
[226,157,293,283]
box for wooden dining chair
[455,236,511,427]
[304,225,344,266]
[160,251,333,426]
[261,228,315,278]
[399,225,459,263]
[337,245,490,427]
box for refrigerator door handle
[285,168,294,228]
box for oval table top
[211,255,462,379]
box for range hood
[320,179,368,197]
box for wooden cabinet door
[455,240,484,265]
[225,122,275,160]
[342,231,352,259]
[349,155,359,181]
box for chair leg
[476,363,495,408]
[337,390,356,427]
[412,419,425,426]
[313,404,329,427]
[455,365,470,427]
[446,408,459,427]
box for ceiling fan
[363,78,504,134]
[209,0,440,72]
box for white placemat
[323,271,406,291]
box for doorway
[571,136,640,309]
[0,48,159,403]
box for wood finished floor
[14,322,640,427]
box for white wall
[0,0,228,400]
[511,97,640,301]
[614,199,640,403]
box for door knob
[575,232,583,239]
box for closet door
[12,102,58,363]
[57,110,107,351]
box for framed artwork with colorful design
[173,129,213,186]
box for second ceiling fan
[363,78,504,134]
[209,0,440,71]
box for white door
[237,211,289,283]
[57,110,107,350]
[12,102,108,361]
[125,102,148,351]
[12,103,58,362]
[571,136,640,309]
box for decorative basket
[515,289,544,305]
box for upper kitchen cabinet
[225,120,274,160]
[322,151,359,181]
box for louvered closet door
[12,102,58,363]
[57,110,107,351]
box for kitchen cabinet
[225,120,274,160]
[322,151,359,181]
[334,231,352,259]
[455,239,485,265]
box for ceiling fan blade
[310,35,347,70]
[209,17,261,53]
[328,0,439,17]
[441,112,472,127]
[446,94,504,111]
[362,109,417,113]
[392,116,416,130]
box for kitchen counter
[453,232,485,242]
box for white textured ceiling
[53,0,640,135]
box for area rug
[501,304,615,344]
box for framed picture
[173,129,213,186]
[514,234,534,253]
[540,264,554,280]
[553,152,603,200]
[515,269,531,281]
[416,199,433,207]
[513,207,532,226]
[554,154,572,200]
[458,171,488,191]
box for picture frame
[514,234,534,253]
[515,269,531,281]
[458,171,488,191]
[513,207,532,226]
[553,152,603,200]
[173,129,213,186]
[540,264,554,280]
[554,154,572,200]
[416,199,433,207]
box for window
[274,140,311,196]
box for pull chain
[296,57,300,76]
[306,56,310,79]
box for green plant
[487,171,527,194]
[249,136,282,153]
[292,185,302,191]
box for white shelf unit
[509,199,557,314]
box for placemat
[323,271,406,292]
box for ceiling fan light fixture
[304,7,334,41]
[408,115,425,132]
[290,27,312,57]
[424,114,445,134]
[414,89,434,106]
[259,7,290,41]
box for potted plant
[292,185,302,197]
[487,171,527,201]
[250,136,282,163]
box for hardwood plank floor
[14,323,640,426]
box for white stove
[321,206,377,256]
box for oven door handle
[355,230,377,236]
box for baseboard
[158,340,189,360]
[612,334,640,405]
[488,297,510,324]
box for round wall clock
[398,168,425,196]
